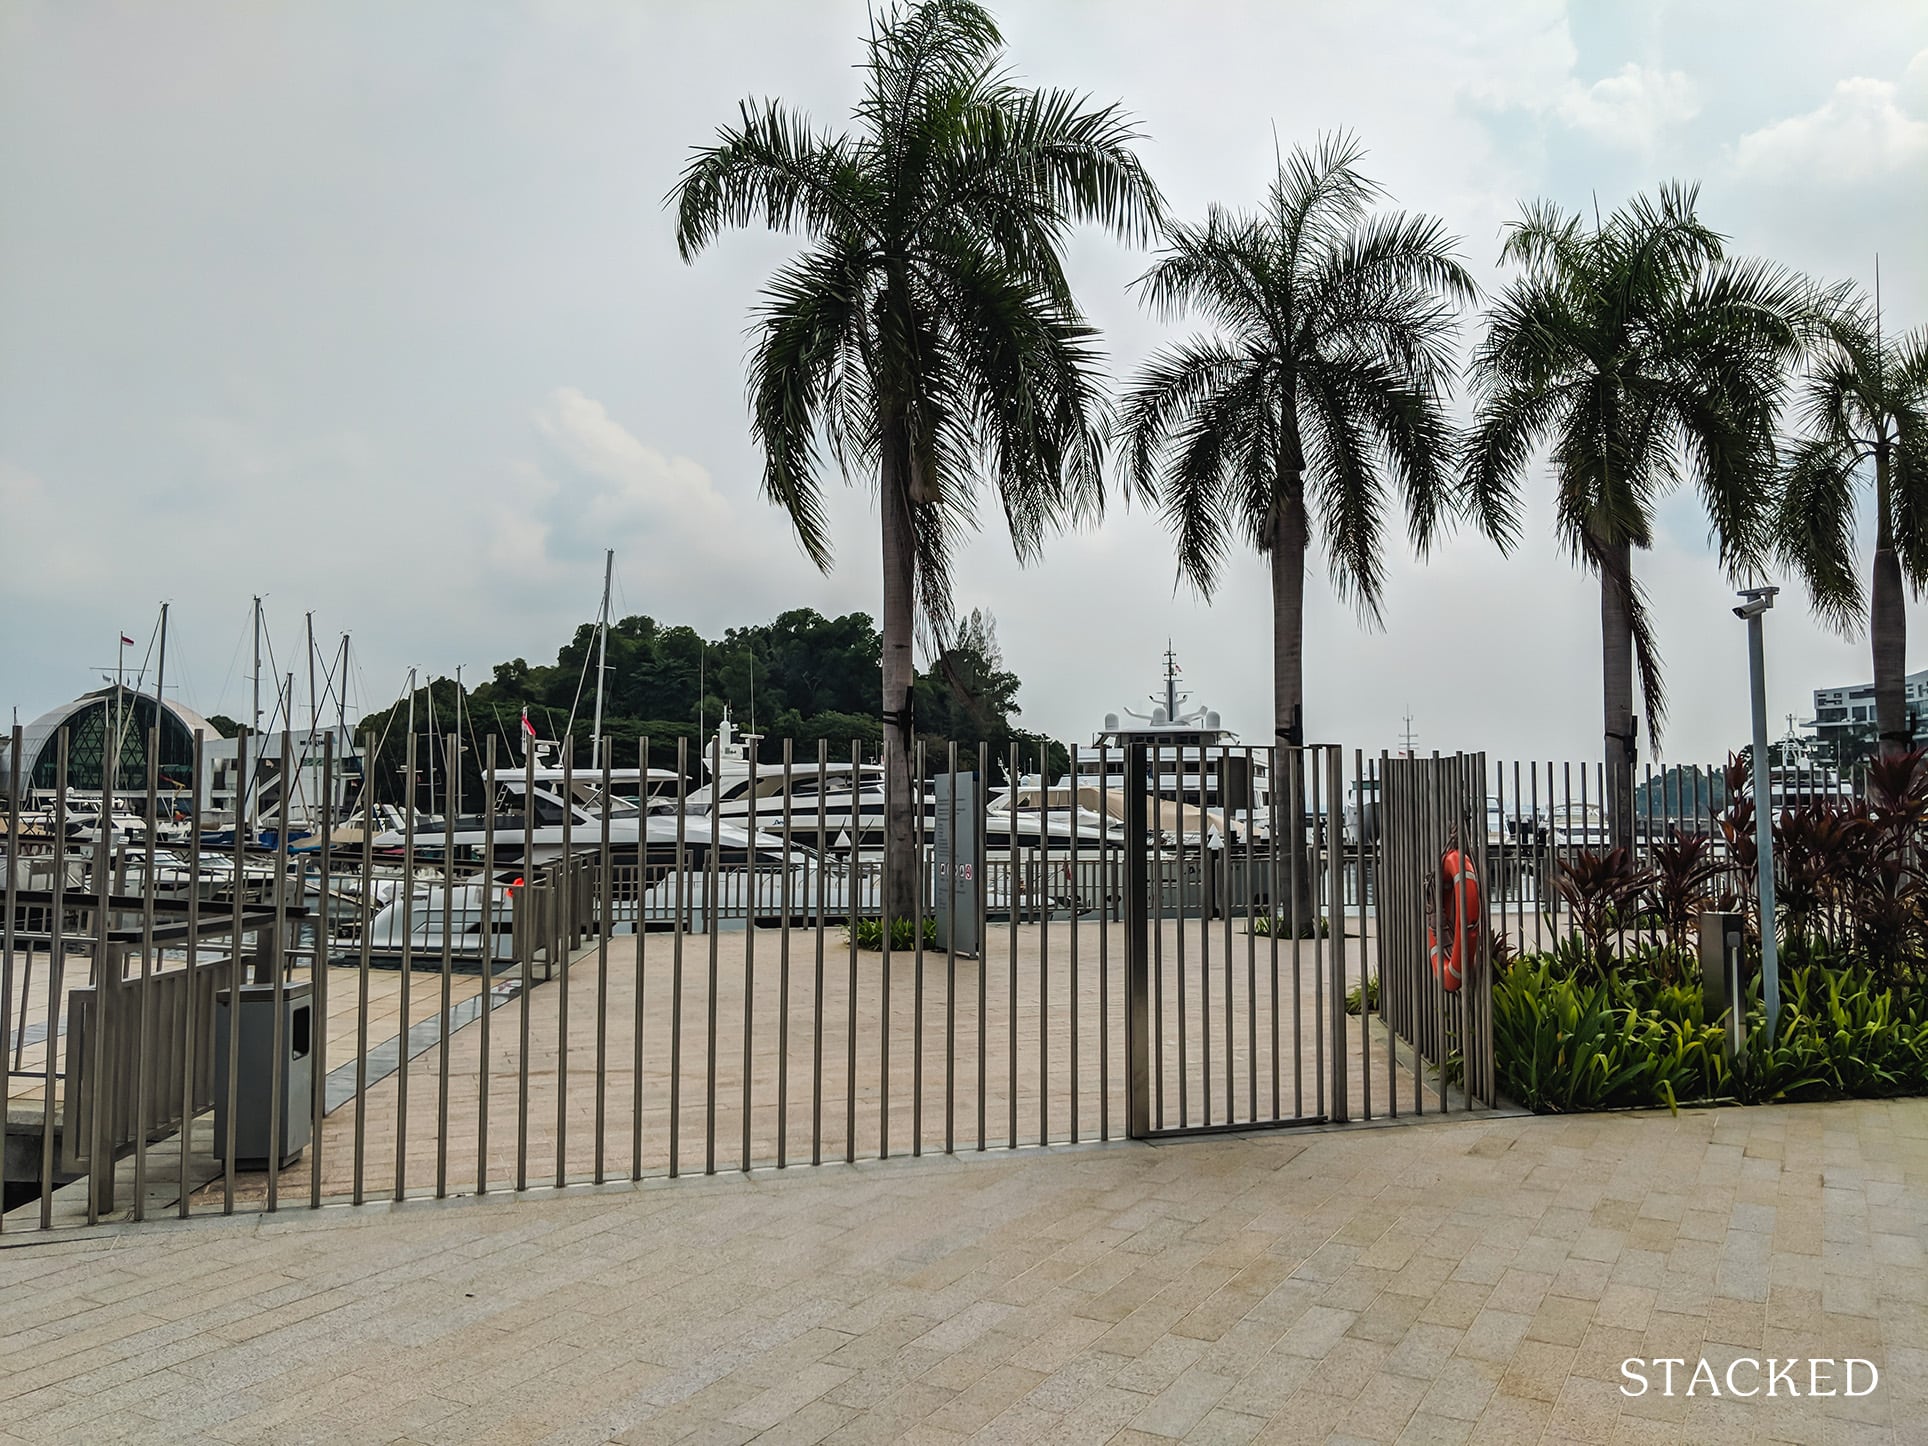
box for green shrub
[849,915,939,952]
[1494,950,1928,1114]
[1345,976,1379,1016]
[1248,912,1330,939]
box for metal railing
[5,725,1539,1236]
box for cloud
[1734,60,1928,183]
[529,386,736,562]
[1554,64,1700,148]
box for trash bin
[212,980,314,1168]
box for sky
[3,0,1926,767]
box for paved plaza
[3,1096,1924,1444]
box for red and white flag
[521,706,537,739]
[120,634,136,646]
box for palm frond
[671,99,866,261]
[1113,340,1251,505]
[1775,433,1865,633]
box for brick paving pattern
[4,1097,1923,1444]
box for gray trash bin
[212,980,314,1168]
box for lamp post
[1736,586,1779,1035]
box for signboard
[932,771,979,955]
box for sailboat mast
[306,612,319,745]
[424,673,436,819]
[592,548,612,772]
[251,596,262,740]
[404,667,417,821]
[155,602,169,806]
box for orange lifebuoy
[1428,848,1482,992]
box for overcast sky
[3,1,1925,766]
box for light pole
[1735,586,1779,1035]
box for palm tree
[671,0,1162,916]
[1118,135,1477,755]
[1775,289,1928,757]
[1464,184,1807,848]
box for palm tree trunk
[880,409,920,921]
[1271,488,1315,926]
[1598,531,1637,852]
[1872,443,1909,757]
[1270,503,1307,748]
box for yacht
[1062,649,1270,840]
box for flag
[521,706,537,738]
[120,634,135,646]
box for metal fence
[5,726,1581,1236]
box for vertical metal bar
[670,739,687,1177]
[1123,744,1150,1139]
[879,737,894,1162]
[179,731,204,1217]
[945,739,957,1156]
[396,729,415,1201]
[1432,753,1448,1114]
[1007,740,1018,1148]
[84,731,114,1226]
[1288,748,1303,1119]
[1378,753,1395,1120]
[778,737,794,1168]
[262,727,292,1211]
[631,736,648,1182]
[132,725,159,1219]
[1327,747,1349,1123]
[845,739,858,1165]
[556,747,573,1188]
[912,738,924,1157]
[1354,747,1370,1123]
[312,735,333,1207]
[221,730,245,1216]
[479,737,496,1194]
[975,739,989,1149]
[1037,741,1048,1147]
[353,733,373,1205]
[1096,741,1108,1142]
[1311,750,1326,1121]
[1152,756,1165,1129]
[1269,746,1281,1120]
[1176,745,1189,1129]
[1223,742,1235,1121]
[1064,743,1077,1143]
[437,732,455,1200]
[1244,746,1257,1123]
[595,743,612,1184]
[812,739,827,1167]
[517,739,534,1191]
[742,739,757,1173]
[0,727,14,1230]
[705,730,719,1175]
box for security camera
[1733,585,1779,620]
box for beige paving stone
[4,1099,1928,1443]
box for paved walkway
[2,1099,1923,1445]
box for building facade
[1806,668,1928,761]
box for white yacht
[1062,649,1271,840]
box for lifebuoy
[1428,848,1482,992]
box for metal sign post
[932,771,979,956]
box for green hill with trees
[353,607,1062,805]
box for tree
[1118,134,1477,753]
[1775,288,1928,756]
[671,0,1162,915]
[1464,184,1806,847]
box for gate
[1120,743,1497,1139]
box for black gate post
[1124,743,1150,1139]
